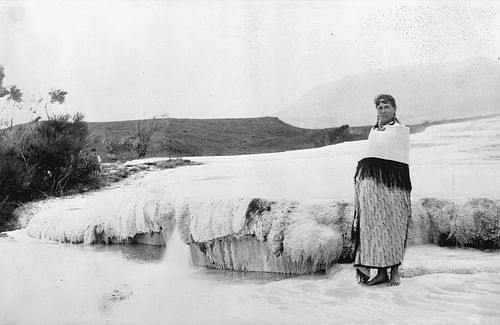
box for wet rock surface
[18,194,500,274]
[182,197,500,274]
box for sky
[1,0,499,123]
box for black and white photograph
[1,0,499,324]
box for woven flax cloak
[352,121,412,268]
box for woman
[352,94,411,286]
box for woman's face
[376,102,396,125]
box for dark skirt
[352,158,412,269]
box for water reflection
[1,230,328,286]
[196,268,298,284]
[67,237,312,284]
[88,244,166,263]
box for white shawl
[365,122,410,165]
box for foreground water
[2,230,500,324]
[2,117,500,324]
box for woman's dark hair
[374,94,396,108]
[373,94,399,128]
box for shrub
[106,137,135,161]
[0,139,34,230]
[27,113,99,194]
[0,113,101,231]
[0,146,32,197]
[1,67,102,230]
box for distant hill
[86,114,498,161]
[276,57,500,128]
[87,117,351,161]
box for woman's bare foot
[356,267,370,284]
[387,266,401,286]
[367,269,388,286]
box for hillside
[86,114,499,161]
[277,57,500,128]
[87,117,351,161]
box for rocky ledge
[20,195,500,274]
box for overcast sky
[1,0,499,123]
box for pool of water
[2,230,500,324]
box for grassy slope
[87,114,499,161]
[87,117,351,160]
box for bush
[0,146,33,230]
[1,67,101,230]
[0,113,101,231]
[104,136,135,161]
[0,147,32,197]
[27,113,98,194]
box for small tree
[0,68,32,170]
[134,117,157,158]
[134,115,168,158]
[0,66,7,97]
[46,89,68,118]
[0,66,24,128]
